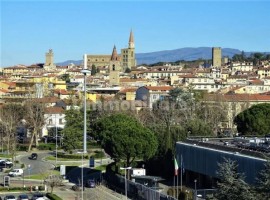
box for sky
[1,0,270,67]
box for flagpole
[181,155,183,191]
[177,172,179,199]
[173,175,175,199]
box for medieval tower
[44,49,56,70]
[212,47,222,67]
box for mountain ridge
[56,47,270,66]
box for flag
[181,155,185,174]
[174,157,179,176]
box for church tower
[121,30,136,71]
[109,45,121,85]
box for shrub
[17,144,28,151]
[93,150,105,159]
[21,163,25,168]
[57,152,89,159]
[37,143,55,150]
[46,193,63,200]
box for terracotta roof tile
[145,86,173,91]
[45,107,65,114]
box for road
[54,184,125,200]
[18,152,55,176]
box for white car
[8,168,23,176]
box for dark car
[32,193,44,200]
[29,153,38,160]
[85,179,96,188]
[3,195,16,200]
[17,194,29,200]
[71,183,85,191]
[0,160,13,168]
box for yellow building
[3,66,28,76]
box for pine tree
[213,158,255,200]
[256,158,270,200]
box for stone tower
[45,49,54,66]
[212,47,222,67]
[121,30,136,71]
[44,49,56,70]
[109,45,121,85]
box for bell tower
[109,45,121,85]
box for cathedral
[86,30,136,72]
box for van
[8,169,23,177]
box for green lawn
[25,170,60,180]
[95,164,107,171]
[0,154,13,159]
[44,156,82,161]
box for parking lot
[0,192,49,200]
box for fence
[104,172,177,200]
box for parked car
[29,153,38,160]
[0,160,13,168]
[31,193,44,200]
[8,168,24,177]
[71,184,84,191]
[85,179,96,188]
[17,194,29,200]
[3,195,16,200]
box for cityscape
[1,1,270,200]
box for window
[59,119,63,124]
[49,119,52,124]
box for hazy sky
[1,0,270,67]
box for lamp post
[194,179,197,200]
[120,166,132,200]
[80,55,90,200]
[81,57,90,153]
[55,114,58,167]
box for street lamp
[194,179,197,200]
[81,55,90,153]
[120,166,132,200]
[80,54,90,200]
[55,114,58,167]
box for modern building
[175,140,267,188]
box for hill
[56,47,269,66]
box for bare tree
[0,103,24,162]
[23,101,46,151]
[44,174,63,193]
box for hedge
[46,193,63,200]
[0,186,44,192]
[57,152,89,159]
[37,143,56,151]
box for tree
[234,103,270,135]
[93,113,158,166]
[0,103,24,161]
[213,158,255,200]
[60,74,70,82]
[44,174,63,193]
[125,67,131,73]
[24,101,46,151]
[91,65,97,75]
[61,108,84,151]
[256,158,270,199]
